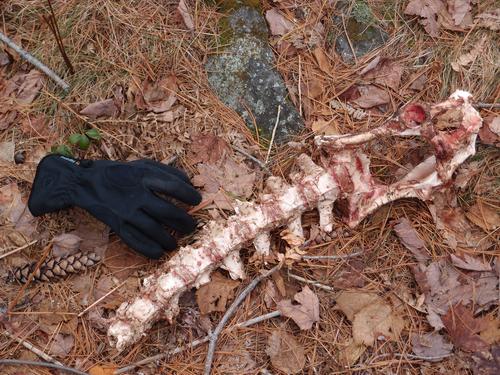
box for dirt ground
[0,1,499,374]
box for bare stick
[232,145,270,173]
[265,105,281,164]
[114,308,282,374]
[287,272,336,292]
[0,359,87,375]
[2,331,64,366]
[475,102,500,109]
[302,251,363,260]
[114,336,209,374]
[233,310,281,328]
[78,280,127,317]
[0,32,70,92]
[0,240,37,260]
[203,264,281,375]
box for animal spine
[108,91,482,351]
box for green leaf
[51,145,73,158]
[77,135,91,150]
[85,128,101,140]
[68,133,82,145]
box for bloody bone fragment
[107,91,481,351]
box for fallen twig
[114,306,282,374]
[475,102,500,109]
[232,145,270,173]
[0,359,87,375]
[302,251,363,260]
[0,240,37,260]
[78,280,127,317]
[2,331,65,366]
[287,272,336,292]
[0,31,70,92]
[203,263,281,375]
[265,105,281,164]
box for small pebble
[14,151,25,164]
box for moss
[352,1,374,24]
[345,18,380,42]
[205,0,261,12]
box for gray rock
[206,7,303,142]
[333,2,388,63]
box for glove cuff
[28,154,80,216]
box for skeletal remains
[108,90,482,351]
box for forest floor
[0,1,499,374]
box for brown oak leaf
[277,286,320,330]
[266,330,305,374]
[442,303,489,352]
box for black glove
[28,155,202,259]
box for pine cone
[9,252,101,283]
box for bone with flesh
[107,91,481,351]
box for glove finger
[142,198,197,234]
[131,159,190,183]
[120,224,165,259]
[144,175,202,206]
[128,213,177,250]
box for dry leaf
[20,114,50,138]
[359,55,381,75]
[277,286,320,330]
[352,85,390,108]
[336,291,381,321]
[331,259,366,289]
[0,141,14,162]
[450,254,492,272]
[429,192,491,251]
[412,259,498,318]
[48,333,74,357]
[177,0,194,31]
[52,233,82,258]
[451,36,487,71]
[193,158,256,210]
[134,76,178,113]
[336,291,405,346]
[394,218,430,262]
[196,271,239,314]
[104,240,149,281]
[0,182,37,237]
[471,346,500,375]
[3,69,44,105]
[265,9,294,36]
[266,330,305,374]
[263,280,279,309]
[71,211,110,256]
[475,9,500,31]
[479,116,500,146]
[70,274,93,307]
[217,339,256,373]
[188,133,231,165]
[448,0,473,26]
[0,51,10,66]
[352,301,405,346]
[409,73,428,91]
[311,119,339,135]
[442,303,489,352]
[480,316,500,345]
[338,339,366,366]
[466,201,500,231]
[89,365,118,375]
[363,59,404,89]
[411,332,453,361]
[312,47,333,74]
[80,98,120,119]
[404,0,445,37]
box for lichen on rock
[206,6,303,142]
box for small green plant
[51,128,102,157]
